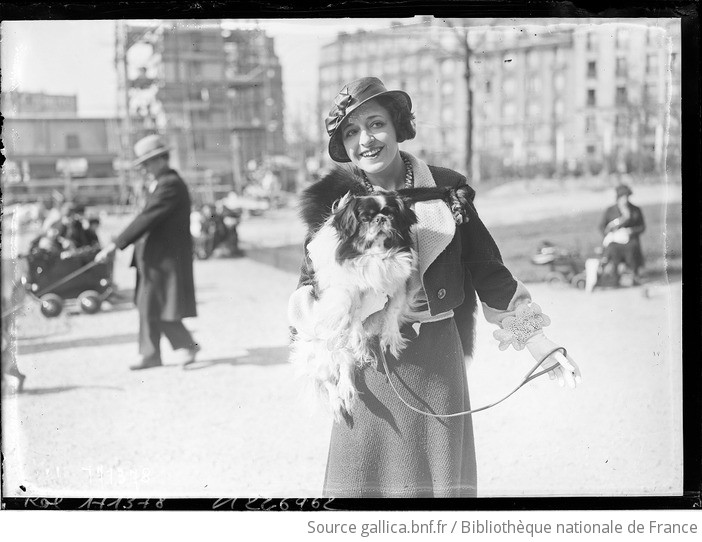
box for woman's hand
[543,349,582,388]
[526,331,582,389]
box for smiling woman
[287,76,582,498]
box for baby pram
[532,240,636,292]
[21,245,115,318]
[530,241,588,289]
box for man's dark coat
[116,167,197,320]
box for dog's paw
[381,331,407,358]
[328,391,354,423]
[336,376,357,409]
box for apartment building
[319,18,681,180]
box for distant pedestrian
[95,134,200,370]
[599,183,646,283]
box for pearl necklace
[361,154,414,193]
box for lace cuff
[482,281,552,351]
[493,303,551,351]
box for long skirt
[322,318,477,498]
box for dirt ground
[1,182,684,499]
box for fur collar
[298,153,456,278]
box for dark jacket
[116,167,197,320]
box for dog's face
[331,193,417,262]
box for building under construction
[118,19,285,192]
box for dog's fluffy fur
[290,168,470,421]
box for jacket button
[437,288,446,300]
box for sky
[0,18,405,119]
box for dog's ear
[332,192,359,238]
[394,197,418,232]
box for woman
[288,77,581,498]
[599,183,646,283]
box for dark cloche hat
[615,184,633,198]
[325,77,412,163]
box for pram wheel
[545,271,569,286]
[571,272,587,290]
[40,293,64,318]
[78,290,102,314]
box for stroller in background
[21,245,116,318]
[531,240,635,292]
[530,241,588,289]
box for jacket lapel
[405,152,456,279]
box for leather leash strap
[380,346,568,418]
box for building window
[616,28,629,49]
[586,32,598,51]
[527,75,541,93]
[586,144,596,155]
[502,126,513,142]
[585,116,596,133]
[441,59,455,76]
[485,80,491,93]
[586,88,596,106]
[554,72,565,91]
[441,106,453,124]
[526,49,539,68]
[554,99,564,118]
[616,86,627,105]
[526,125,536,143]
[402,56,415,73]
[527,101,540,118]
[616,57,627,77]
[503,76,515,96]
[66,134,80,150]
[587,61,597,78]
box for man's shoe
[178,344,201,367]
[130,358,163,371]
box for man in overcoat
[95,134,199,370]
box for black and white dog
[290,168,471,421]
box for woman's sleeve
[461,199,551,351]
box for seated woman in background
[599,184,646,284]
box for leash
[380,346,568,418]
[1,259,103,319]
